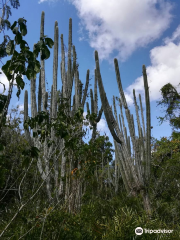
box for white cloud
[124,24,180,106]
[97,118,110,136]
[163,25,180,44]
[68,0,174,63]
[0,69,10,94]
[0,69,24,95]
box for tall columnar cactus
[86,69,103,141]
[40,11,46,112]
[24,90,31,143]
[38,72,42,113]
[94,50,151,214]
[24,12,94,209]
[52,21,58,119]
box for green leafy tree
[151,136,180,225]
[0,0,20,60]
[157,82,180,139]
[0,17,54,136]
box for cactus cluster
[23,11,152,214]
[23,12,103,211]
[95,52,151,214]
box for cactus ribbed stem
[40,11,46,111]
[52,22,59,119]
[94,69,98,114]
[61,34,66,98]
[90,89,94,114]
[38,72,42,113]
[143,65,151,182]
[81,70,90,108]
[139,94,146,142]
[133,89,141,138]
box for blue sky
[1,0,180,151]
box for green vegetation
[0,6,180,240]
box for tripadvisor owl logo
[135,227,143,235]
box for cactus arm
[143,65,151,181]
[79,79,83,106]
[118,114,123,135]
[52,23,59,119]
[40,11,46,111]
[75,69,79,111]
[90,89,94,114]
[94,69,98,114]
[86,102,90,113]
[133,89,141,138]
[81,70,90,108]
[95,51,123,144]
[113,96,118,125]
[95,105,103,122]
[45,92,48,111]
[50,85,53,119]
[24,90,31,142]
[139,94,146,143]
[38,72,42,113]
[61,34,66,98]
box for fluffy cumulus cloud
[97,118,110,136]
[68,0,174,63]
[124,24,180,105]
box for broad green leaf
[3,19,11,30]
[45,38,54,48]
[6,73,13,81]
[18,18,27,24]
[21,26,27,36]
[34,61,41,73]
[6,40,14,55]
[12,50,19,58]
[25,69,36,80]
[41,46,50,60]
[25,69,31,80]
[24,50,33,60]
[33,49,39,58]
[20,40,28,49]
[12,27,18,34]
[16,75,25,90]
[2,60,11,74]
[35,40,43,49]
[11,21,17,30]
[19,20,27,36]
[15,32,22,44]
